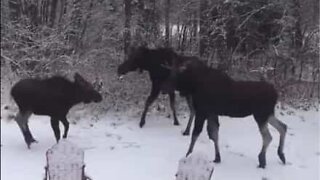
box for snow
[1,108,319,180]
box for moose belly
[219,100,253,117]
[32,107,56,116]
[30,101,67,116]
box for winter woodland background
[1,1,320,180]
[1,0,319,115]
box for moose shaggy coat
[11,73,102,148]
[162,58,287,168]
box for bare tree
[124,0,132,57]
[198,0,208,57]
[164,0,170,47]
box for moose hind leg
[183,96,195,136]
[50,118,61,142]
[60,117,69,139]
[255,116,272,168]
[15,111,35,148]
[169,92,179,126]
[207,115,221,163]
[186,114,206,156]
[268,115,287,164]
[25,124,37,143]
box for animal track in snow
[121,142,140,148]
[105,132,122,141]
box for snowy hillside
[1,108,319,180]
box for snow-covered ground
[1,107,319,180]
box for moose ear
[74,72,85,83]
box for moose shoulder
[11,73,102,148]
[162,59,287,168]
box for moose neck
[140,50,174,74]
[72,83,86,105]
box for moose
[11,73,102,148]
[117,46,195,134]
[162,57,287,168]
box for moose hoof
[174,121,180,126]
[258,153,266,168]
[139,122,145,128]
[214,155,221,163]
[278,151,286,164]
[26,138,38,149]
[182,131,190,136]
[186,151,192,157]
[27,140,37,149]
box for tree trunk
[58,0,67,25]
[150,0,158,43]
[1,0,9,28]
[49,0,58,27]
[292,0,303,49]
[199,0,208,57]
[190,12,198,52]
[179,25,187,53]
[313,0,319,27]
[67,0,83,51]
[124,0,132,57]
[136,0,146,46]
[8,0,22,20]
[44,0,49,24]
[80,0,94,44]
[164,0,170,47]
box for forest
[1,1,320,180]
[1,0,319,112]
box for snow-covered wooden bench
[176,152,214,180]
[44,140,90,180]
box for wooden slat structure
[176,152,214,180]
[44,140,89,180]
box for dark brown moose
[162,57,287,168]
[11,73,102,148]
[117,46,195,134]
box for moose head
[74,73,103,103]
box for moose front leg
[169,92,180,126]
[50,118,61,142]
[207,115,221,163]
[183,96,195,136]
[186,114,206,156]
[140,83,160,128]
[60,117,69,139]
